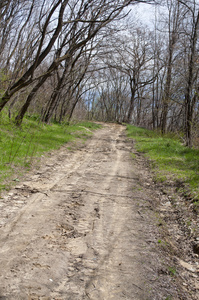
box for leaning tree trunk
[42,92,60,123]
[41,68,67,123]
[68,96,80,122]
[15,72,52,126]
[0,0,65,112]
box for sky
[132,2,159,28]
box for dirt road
[0,124,193,299]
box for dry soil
[0,123,198,299]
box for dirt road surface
[0,124,195,299]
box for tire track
[0,123,182,300]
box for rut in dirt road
[0,124,182,299]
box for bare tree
[160,0,182,134]
[0,0,155,124]
[102,25,155,123]
[181,1,199,147]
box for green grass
[167,266,176,277]
[126,125,199,202]
[0,112,101,193]
[165,296,173,300]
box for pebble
[179,259,196,273]
[31,175,40,180]
[163,201,171,207]
[15,185,24,189]
[195,281,199,290]
[15,201,25,204]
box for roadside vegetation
[127,125,199,210]
[1,1,199,149]
[0,0,198,210]
[0,111,100,193]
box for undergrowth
[0,112,100,193]
[126,125,199,206]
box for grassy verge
[0,113,101,193]
[126,125,199,208]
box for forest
[0,0,199,148]
[0,2,199,297]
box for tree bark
[0,0,67,112]
[184,10,199,147]
[126,76,136,123]
[14,65,56,126]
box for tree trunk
[161,0,180,134]
[42,93,60,123]
[184,10,199,147]
[125,77,136,123]
[0,0,66,112]
[161,101,169,135]
[15,72,52,126]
